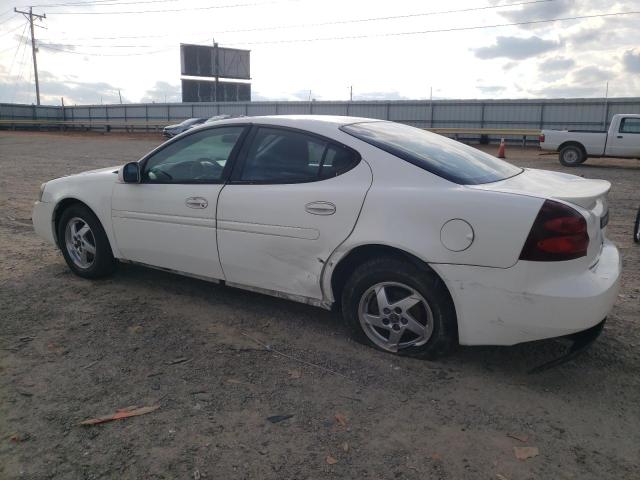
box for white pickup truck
[540,113,640,166]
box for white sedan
[33,115,621,359]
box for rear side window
[239,127,359,183]
[620,118,640,134]
[341,121,522,185]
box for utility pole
[602,81,609,130]
[15,7,46,106]
[349,85,353,101]
[213,41,219,102]
[118,89,123,104]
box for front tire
[559,145,586,167]
[57,204,116,279]
[634,208,640,244]
[341,257,457,359]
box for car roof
[197,114,384,129]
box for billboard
[180,44,250,80]
[181,79,251,102]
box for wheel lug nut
[383,308,390,314]
[394,307,402,314]
[392,324,400,331]
[401,318,408,325]
[382,318,389,325]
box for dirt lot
[1,131,639,479]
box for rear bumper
[434,240,621,346]
[32,201,57,245]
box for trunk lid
[471,168,610,266]
[471,168,610,210]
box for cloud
[353,91,409,101]
[572,66,612,84]
[539,57,575,71]
[140,81,181,103]
[623,49,640,73]
[0,69,126,105]
[530,84,604,98]
[477,85,506,94]
[498,1,573,23]
[474,36,562,60]
[39,43,77,52]
[565,27,624,51]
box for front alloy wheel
[57,203,116,279]
[358,282,434,352]
[64,217,97,269]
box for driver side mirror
[122,162,141,183]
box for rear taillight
[538,133,545,143]
[520,200,589,261]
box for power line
[0,13,20,26]
[216,0,558,34]
[37,0,558,41]
[35,10,640,55]
[7,23,29,76]
[0,20,27,37]
[45,0,301,15]
[39,43,167,56]
[233,10,640,45]
[32,0,179,7]
[11,30,31,103]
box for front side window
[239,127,359,182]
[143,126,244,183]
[620,118,640,134]
[341,121,522,185]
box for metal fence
[2,97,640,135]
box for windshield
[341,121,522,185]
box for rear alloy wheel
[342,257,457,359]
[634,208,640,244]
[559,145,586,167]
[358,282,434,352]
[58,204,116,279]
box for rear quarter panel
[322,147,545,301]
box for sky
[0,0,639,105]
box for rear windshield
[341,121,522,185]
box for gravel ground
[1,131,639,480]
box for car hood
[73,166,122,177]
[470,168,610,209]
[47,165,120,185]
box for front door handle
[305,201,336,215]
[185,197,208,209]
[617,135,624,139]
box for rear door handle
[185,197,208,209]
[305,201,336,215]
[617,135,623,139]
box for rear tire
[57,204,116,279]
[341,257,457,359]
[634,208,640,244]
[559,145,586,167]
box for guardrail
[0,119,169,131]
[0,119,542,145]
[428,127,541,147]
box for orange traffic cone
[497,138,506,159]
